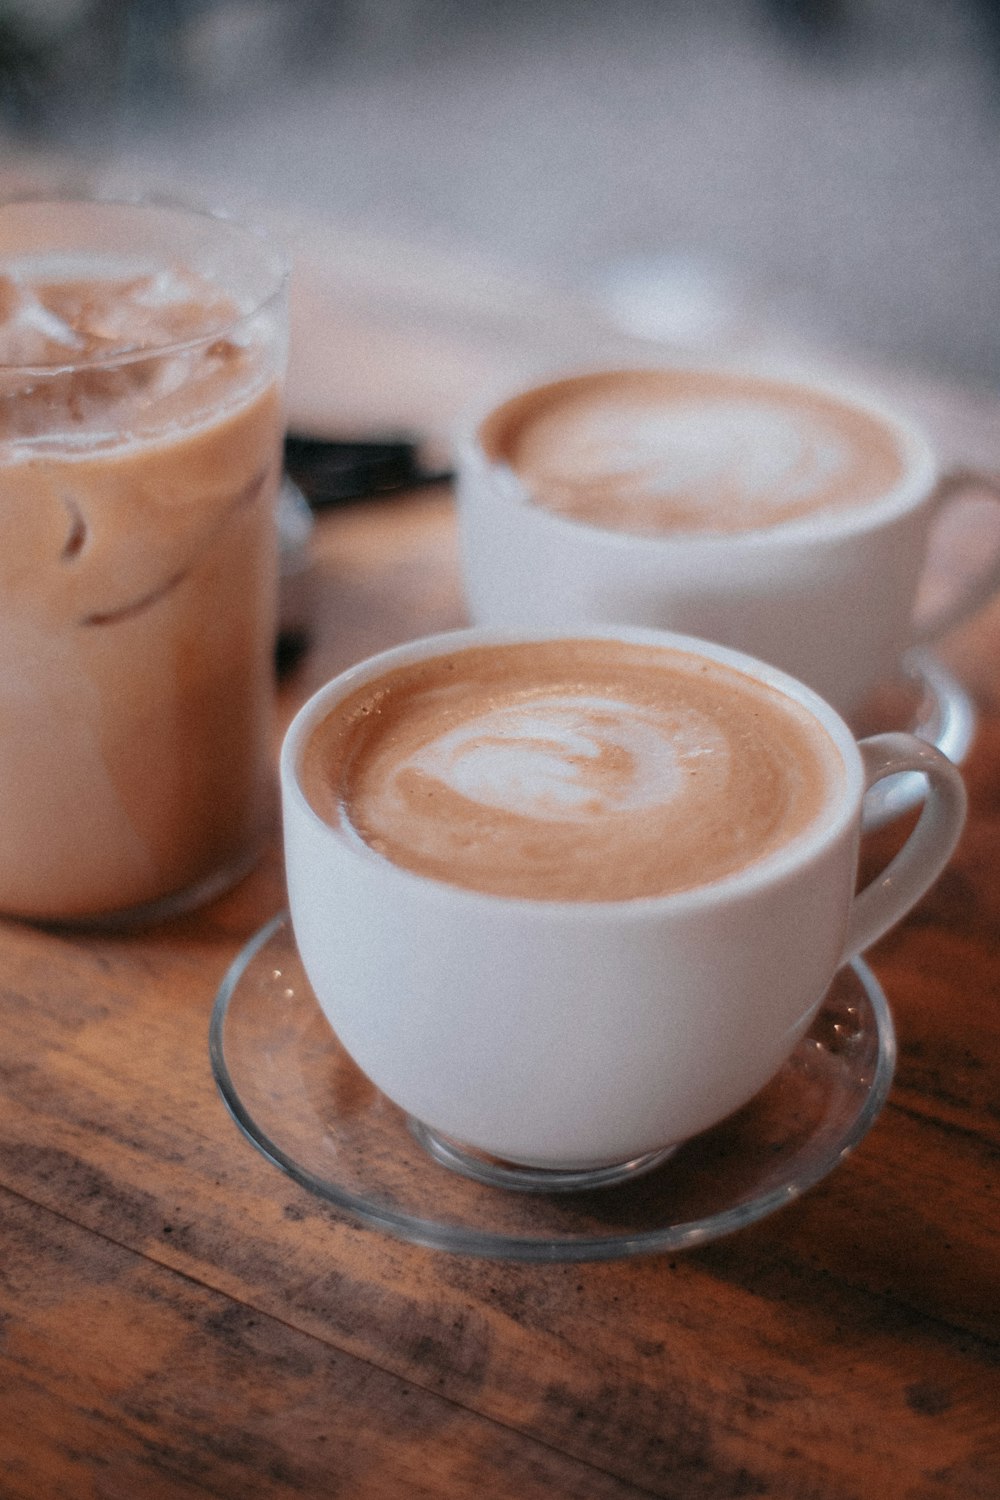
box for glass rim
[0,192,290,375]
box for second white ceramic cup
[456,365,1000,719]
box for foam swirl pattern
[302,640,842,902]
[481,370,905,535]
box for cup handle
[842,733,967,962]
[912,467,1000,643]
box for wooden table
[1,231,999,1498]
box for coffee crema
[301,639,844,902]
[479,369,906,535]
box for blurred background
[1,0,998,388]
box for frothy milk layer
[480,370,906,535]
[302,640,843,901]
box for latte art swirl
[481,370,906,535]
[302,640,842,902]
[406,695,725,821]
[552,401,851,525]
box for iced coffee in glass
[0,198,289,925]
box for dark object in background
[275,475,314,675]
[764,0,848,24]
[284,433,453,509]
[274,433,455,674]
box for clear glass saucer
[858,648,974,830]
[209,913,896,1262]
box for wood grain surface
[1,248,999,1497]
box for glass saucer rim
[209,912,897,1262]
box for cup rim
[455,360,939,547]
[0,194,290,376]
[281,624,866,920]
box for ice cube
[0,273,86,365]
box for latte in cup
[479,368,907,536]
[282,627,965,1181]
[458,366,1000,717]
[301,638,843,902]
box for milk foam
[559,400,849,518]
[303,640,843,902]
[482,371,906,535]
[405,694,724,821]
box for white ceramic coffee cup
[280,626,965,1186]
[456,365,1000,719]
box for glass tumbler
[0,197,289,926]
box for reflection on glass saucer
[210,913,896,1262]
[859,648,974,830]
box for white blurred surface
[2,0,999,388]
